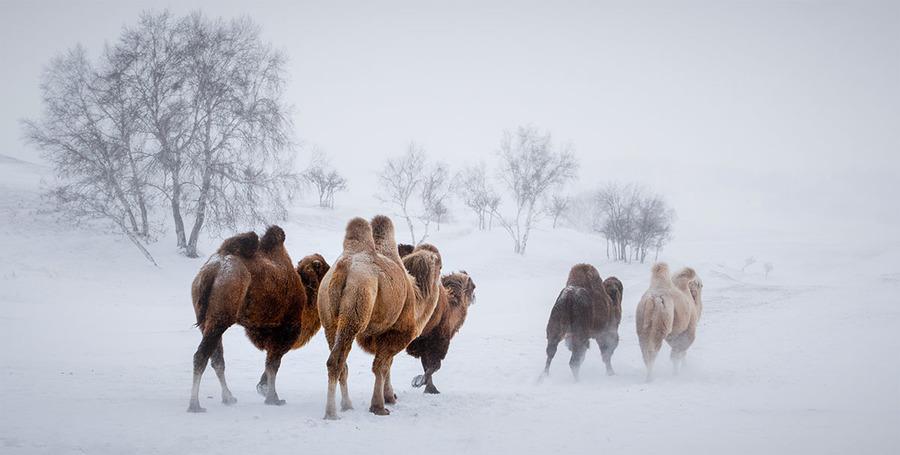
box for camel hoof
[369,405,390,416]
[222,395,238,405]
[187,402,206,413]
[323,413,340,421]
[411,375,426,388]
[606,369,616,376]
[384,393,397,404]
[424,385,440,394]
[341,402,354,412]
[265,398,286,406]
[257,383,268,397]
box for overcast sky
[2,0,898,241]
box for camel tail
[192,271,217,329]
[328,257,352,314]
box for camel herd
[186,215,701,419]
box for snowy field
[1,156,898,454]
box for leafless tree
[114,11,299,257]
[546,194,570,229]
[576,184,674,263]
[742,256,757,272]
[456,164,499,230]
[419,162,453,238]
[764,262,774,279]
[377,142,426,243]
[302,149,347,208]
[491,126,578,254]
[23,46,158,264]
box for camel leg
[188,327,225,413]
[339,363,353,411]
[383,357,397,404]
[668,330,695,376]
[422,355,442,394]
[597,332,619,376]
[263,348,288,405]
[210,339,237,405]
[369,353,392,416]
[256,372,268,397]
[568,337,589,382]
[639,334,663,383]
[325,330,354,420]
[541,326,565,381]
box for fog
[4,0,899,242]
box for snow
[1,157,898,454]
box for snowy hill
[1,157,898,454]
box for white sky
[1,0,898,240]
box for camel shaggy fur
[635,262,703,382]
[398,244,477,394]
[188,226,329,412]
[542,264,623,380]
[317,216,442,419]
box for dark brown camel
[541,264,623,381]
[398,244,477,394]
[187,226,328,412]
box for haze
[2,0,898,241]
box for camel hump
[371,215,402,263]
[649,262,671,287]
[259,225,286,252]
[567,263,601,289]
[218,231,259,258]
[672,267,697,289]
[343,217,375,254]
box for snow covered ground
[1,156,898,454]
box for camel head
[443,271,476,307]
[397,243,415,258]
[297,253,331,297]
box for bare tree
[302,149,347,208]
[574,184,675,263]
[546,194,570,229]
[742,256,757,272]
[456,164,498,230]
[377,142,426,243]
[114,12,299,257]
[23,46,158,264]
[419,162,453,238]
[491,126,578,254]
[764,262,774,279]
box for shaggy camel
[542,264,623,381]
[256,253,330,397]
[317,216,442,419]
[398,244,477,394]
[187,226,328,412]
[635,263,703,382]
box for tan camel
[317,216,441,419]
[635,263,703,382]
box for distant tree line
[24,11,299,262]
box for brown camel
[256,253,330,397]
[398,244,477,394]
[635,263,703,382]
[541,264,624,381]
[317,216,441,419]
[187,226,328,412]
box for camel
[317,216,442,419]
[398,244,477,394]
[187,226,329,412]
[541,264,623,381]
[635,263,703,382]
